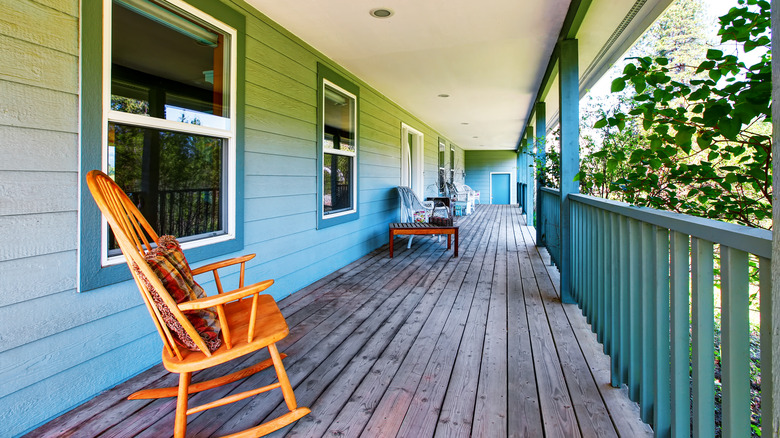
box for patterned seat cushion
[142,236,222,353]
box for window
[449,144,455,183]
[317,64,359,228]
[401,124,424,198]
[438,138,446,192]
[80,0,245,290]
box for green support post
[526,128,534,227]
[535,102,546,246]
[558,39,579,304]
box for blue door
[491,173,510,204]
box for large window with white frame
[104,0,237,261]
[317,64,359,228]
[80,0,245,290]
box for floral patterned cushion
[413,210,429,223]
[141,236,222,353]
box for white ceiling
[245,0,672,150]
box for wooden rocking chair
[86,170,309,438]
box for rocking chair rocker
[86,170,309,438]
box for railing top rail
[569,193,771,259]
[541,187,562,196]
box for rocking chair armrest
[192,254,256,276]
[177,279,274,311]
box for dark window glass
[111,0,230,129]
[323,153,353,213]
[107,122,225,253]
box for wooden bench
[389,223,459,258]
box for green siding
[465,150,518,204]
[0,0,465,435]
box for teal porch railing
[538,189,773,437]
[539,187,561,267]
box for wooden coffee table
[389,223,459,258]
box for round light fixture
[370,8,394,18]
[437,93,450,98]
[461,122,469,125]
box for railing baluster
[629,218,642,402]
[609,212,620,387]
[585,205,593,321]
[619,214,630,385]
[572,202,580,304]
[576,205,588,309]
[602,208,611,356]
[640,222,655,424]
[691,238,714,438]
[759,256,774,437]
[670,231,691,437]
[655,227,671,437]
[591,205,598,330]
[597,208,606,346]
[720,245,751,438]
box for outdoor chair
[446,183,475,215]
[462,184,480,204]
[396,186,449,248]
[85,170,309,438]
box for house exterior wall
[464,150,518,204]
[0,1,463,435]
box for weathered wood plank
[525,222,618,438]
[336,207,497,437]
[504,209,544,438]
[395,206,500,438]
[521,221,580,438]
[471,206,508,437]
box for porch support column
[767,0,779,434]
[535,102,546,246]
[517,143,525,209]
[559,38,579,304]
[525,127,534,226]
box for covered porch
[26,205,651,437]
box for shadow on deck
[28,205,652,437]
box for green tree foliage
[595,0,771,228]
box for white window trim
[401,123,424,199]
[321,79,358,220]
[100,0,238,266]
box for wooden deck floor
[29,205,653,438]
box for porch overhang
[244,0,673,151]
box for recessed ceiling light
[370,8,394,18]
[437,93,450,98]
[461,122,469,125]
[473,136,479,139]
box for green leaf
[611,78,626,93]
[706,49,724,60]
[593,118,608,129]
[607,159,618,173]
[709,69,722,82]
[696,135,712,150]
